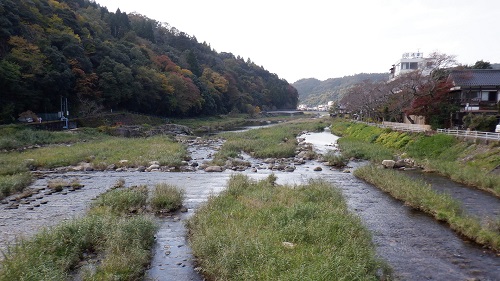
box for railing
[437,129,500,141]
[355,121,430,132]
[352,120,500,141]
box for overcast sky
[93,0,500,83]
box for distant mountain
[293,73,388,106]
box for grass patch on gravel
[211,119,327,165]
[0,135,186,199]
[151,183,184,212]
[0,181,185,280]
[0,185,158,280]
[187,174,391,280]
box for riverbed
[0,130,498,281]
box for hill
[293,73,388,106]
[0,0,298,124]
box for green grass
[0,126,103,150]
[0,182,185,280]
[91,185,149,215]
[171,114,248,133]
[0,135,187,199]
[0,185,160,281]
[331,119,500,197]
[337,137,395,163]
[151,183,184,212]
[172,113,316,133]
[212,119,328,165]
[0,173,32,198]
[322,151,348,167]
[187,174,391,280]
[354,165,500,252]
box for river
[0,129,498,281]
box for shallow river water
[0,130,499,281]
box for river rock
[381,160,396,169]
[314,166,322,171]
[71,162,93,172]
[204,166,223,172]
[147,164,160,171]
[394,159,406,168]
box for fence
[353,120,500,141]
[355,121,430,133]
[437,129,500,141]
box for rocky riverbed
[1,129,499,281]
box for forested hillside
[293,73,388,106]
[0,0,298,123]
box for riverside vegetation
[0,125,187,199]
[3,115,499,279]
[211,118,327,165]
[330,120,500,252]
[187,174,391,280]
[0,182,184,280]
[0,113,315,199]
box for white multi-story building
[389,52,429,79]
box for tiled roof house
[448,69,500,113]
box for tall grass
[0,173,32,198]
[91,185,149,214]
[187,174,391,280]
[151,183,184,212]
[337,137,394,163]
[354,165,500,251]
[0,126,103,150]
[0,135,187,199]
[0,186,160,281]
[212,119,327,164]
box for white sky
[93,0,500,83]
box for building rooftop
[449,69,500,87]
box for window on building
[464,91,479,100]
[481,91,497,101]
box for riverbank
[2,117,499,280]
[330,120,500,197]
[330,120,500,252]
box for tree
[387,51,457,125]
[471,60,492,69]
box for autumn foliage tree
[340,52,459,127]
[0,0,298,123]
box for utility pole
[60,96,69,129]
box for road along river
[0,130,498,281]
